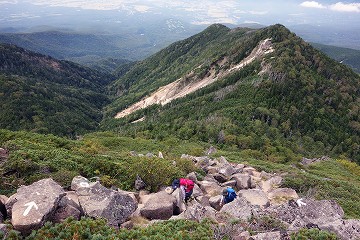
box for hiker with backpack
[220,187,237,206]
[172,178,195,203]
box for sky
[0,0,359,29]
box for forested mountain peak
[103,23,360,163]
[0,43,113,88]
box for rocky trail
[1,152,359,239]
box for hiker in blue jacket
[220,187,237,206]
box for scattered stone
[301,156,330,165]
[71,176,91,192]
[205,146,217,155]
[134,175,146,191]
[252,231,282,240]
[213,173,228,183]
[218,165,237,178]
[221,180,237,188]
[158,151,164,158]
[242,166,257,175]
[198,180,222,197]
[145,152,155,158]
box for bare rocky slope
[115,38,274,119]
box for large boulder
[140,191,176,220]
[267,188,299,205]
[219,197,254,220]
[71,175,91,191]
[198,180,222,197]
[260,176,283,193]
[51,191,82,223]
[295,199,344,226]
[192,184,204,198]
[238,189,270,208]
[176,201,216,222]
[231,174,251,190]
[322,219,360,240]
[5,178,65,234]
[171,188,186,214]
[76,180,137,227]
[209,195,223,211]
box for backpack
[180,178,194,192]
[226,188,237,202]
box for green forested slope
[311,42,360,73]
[0,44,113,136]
[103,24,360,163]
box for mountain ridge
[103,23,360,163]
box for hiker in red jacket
[172,178,194,202]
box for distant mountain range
[1,24,359,74]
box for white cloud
[134,5,151,13]
[300,1,325,9]
[0,0,17,4]
[329,2,360,12]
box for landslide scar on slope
[114,38,274,119]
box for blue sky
[0,0,359,29]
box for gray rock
[213,173,228,183]
[252,231,282,240]
[221,180,237,188]
[52,191,82,223]
[218,165,237,178]
[71,176,91,191]
[298,199,344,226]
[209,195,223,211]
[77,181,137,227]
[231,173,251,190]
[220,197,254,220]
[140,191,176,220]
[239,189,270,208]
[205,146,217,155]
[322,219,360,240]
[172,188,186,214]
[0,195,7,222]
[0,224,9,238]
[267,188,299,205]
[261,176,283,193]
[198,180,222,197]
[179,201,216,221]
[301,156,330,165]
[192,184,203,198]
[134,175,146,191]
[6,178,65,234]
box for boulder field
[1,154,359,239]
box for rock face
[74,180,137,228]
[5,178,65,234]
[238,189,270,208]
